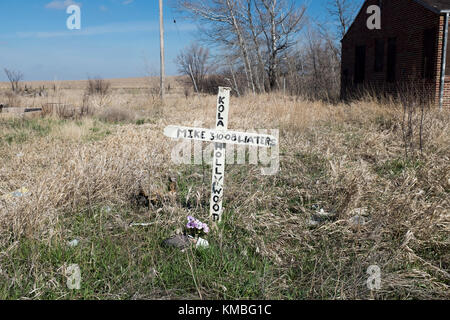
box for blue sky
[0,0,348,81]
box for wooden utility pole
[159,0,165,101]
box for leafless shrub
[176,43,212,93]
[326,0,360,40]
[282,26,341,102]
[4,68,24,92]
[84,78,112,109]
[86,77,111,97]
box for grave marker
[164,87,278,223]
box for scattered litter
[348,215,368,227]
[65,264,81,290]
[315,208,335,218]
[2,187,31,200]
[347,208,370,227]
[68,239,79,247]
[16,152,24,158]
[149,268,159,278]
[349,207,369,217]
[130,222,155,227]
[162,234,210,250]
[196,237,209,249]
[11,187,30,197]
[308,217,320,227]
[103,206,112,213]
[309,208,336,226]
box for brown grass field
[0,77,448,299]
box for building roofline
[413,0,441,14]
[341,0,448,42]
[341,1,367,42]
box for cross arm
[164,125,278,148]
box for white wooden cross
[164,87,278,223]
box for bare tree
[279,22,341,101]
[176,43,212,93]
[85,77,111,108]
[86,77,111,97]
[254,0,306,90]
[177,0,253,93]
[326,0,361,40]
[4,68,24,92]
[177,0,306,93]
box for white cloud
[123,0,134,4]
[45,0,81,10]
[7,21,197,39]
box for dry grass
[0,80,448,299]
[97,106,135,123]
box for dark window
[354,45,366,83]
[387,37,397,82]
[423,27,437,79]
[374,39,384,72]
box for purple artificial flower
[196,221,203,230]
[185,216,209,235]
[187,221,196,229]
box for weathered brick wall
[341,0,446,107]
[443,79,450,108]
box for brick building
[341,0,450,108]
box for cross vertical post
[210,87,230,223]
